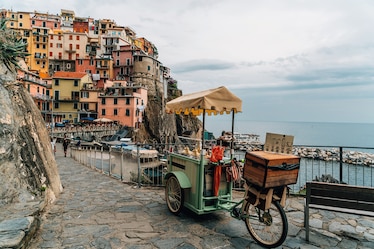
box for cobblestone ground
[27,149,374,249]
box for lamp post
[51,97,54,138]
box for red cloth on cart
[213,165,221,196]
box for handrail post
[137,143,141,188]
[339,147,343,183]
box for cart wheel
[244,200,288,248]
[165,176,184,214]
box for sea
[204,119,374,149]
[204,119,374,188]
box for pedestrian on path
[50,137,57,156]
[62,134,69,157]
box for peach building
[97,82,147,127]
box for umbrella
[93,117,113,123]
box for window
[49,52,53,57]
[76,36,80,40]
[126,58,130,65]
[73,103,78,109]
[125,109,130,116]
[19,23,23,27]
[147,65,150,71]
[76,44,80,49]
[58,36,61,40]
[101,98,106,104]
[102,109,106,115]
[81,92,89,98]
[126,98,130,105]
[54,102,59,109]
[54,23,58,28]
[69,35,73,40]
[54,79,59,86]
[42,21,46,27]
[74,80,78,86]
[78,59,83,65]
[114,109,118,115]
[50,43,53,47]
[50,35,53,40]
[20,14,23,19]
[114,98,118,105]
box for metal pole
[339,147,343,183]
[137,143,141,188]
[51,97,54,138]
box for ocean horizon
[204,119,374,148]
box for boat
[217,131,261,150]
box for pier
[49,124,118,141]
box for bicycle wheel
[244,200,288,248]
[165,176,184,214]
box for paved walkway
[25,149,374,249]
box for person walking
[62,135,69,157]
[50,137,56,156]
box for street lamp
[51,96,54,138]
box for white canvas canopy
[166,86,242,156]
[165,86,242,116]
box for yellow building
[30,26,49,74]
[3,10,33,66]
[79,82,101,121]
[52,71,92,123]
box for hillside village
[1,8,184,133]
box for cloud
[172,59,236,73]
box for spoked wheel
[165,176,184,214]
[244,200,288,248]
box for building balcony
[113,63,133,68]
[55,96,80,102]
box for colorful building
[52,71,92,123]
[97,82,147,127]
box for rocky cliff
[0,63,62,212]
[134,79,203,146]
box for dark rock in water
[0,62,62,211]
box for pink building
[97,82,147,128]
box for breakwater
[294,147,374,167]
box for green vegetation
[0,18,28,72]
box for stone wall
[0,63,62,211]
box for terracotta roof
[53,71,87,79]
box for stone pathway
[2,148,374,248]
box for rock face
[135,80,203,145]
[0,63,62,211]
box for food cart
[164,86,301,248]
[164,86,242,214]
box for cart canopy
[166,86,242,116]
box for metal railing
[70,144,165,187]
[69,143,374,194]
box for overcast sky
[4,0,374,124]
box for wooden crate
[243,151,300,188]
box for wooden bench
[304,181,374,241]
